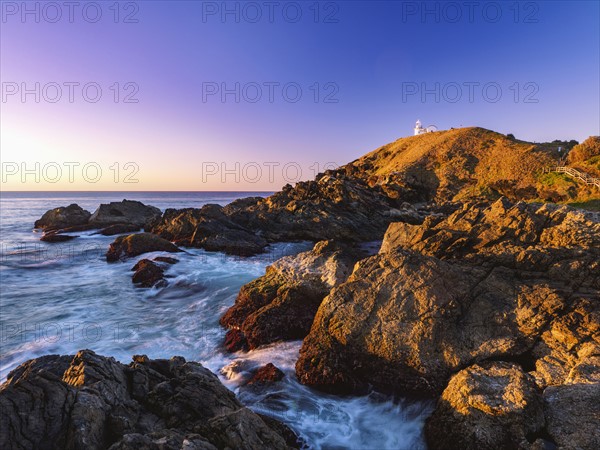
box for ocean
[0,191,430,450]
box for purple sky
[1,1,599,191]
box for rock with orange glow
[296,199,600,396]
[220,240,364,351]
[424,362,545,450]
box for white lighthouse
[414,120,425,135]
[414,120,437,135]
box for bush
[567,136,600,164]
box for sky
[1,0,599,191]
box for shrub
[567,136,600,163]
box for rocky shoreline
[0,350,299,450]
[7,129,599,449]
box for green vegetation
[538,172,577,189]
[567,199,600,211]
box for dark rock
[106,233,181,262]
[425,362,545,450]
[148,173,423,257]
[40,233,79,242]
[153,256,179,264]
[131,259,165,288]
[0,350,297,450]
[34,204,91,230]
[57,223,99,233]
[89,200,162,228]
[97,223,142,236]
[248,363,285,384]
[149,204,268,256]
[221,240,363,350]
[543,382,600,449]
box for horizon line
[0,190,276,193]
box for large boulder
[220,240,364,350]
[296,199,600,396]
[424,362,545,450]
[34,204,91,230]
[0,350,298,450]
[89,200,161,228]
[106,233,181,262]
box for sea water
[0,191,431,450]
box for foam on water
[0,192,431,449]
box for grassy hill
[342,127,599,205]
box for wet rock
[425,362,545,450]
[89,200,162,228]
[97,223,142,236]
[224,329,248,352]
[106,233,181,262]
[34,204,91,231]
[221,240,364,350]
[296,199,600,396]
[131,259,165,288]
[248,363,285,384]
[0,350,297,450]
[40,232,78,242]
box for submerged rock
[40,232,79,242]
[0,350,298,450]
[106,233,181,262]
[89,200,162,228]
[34,204,91,230]
[220,240,364,350]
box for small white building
[414,120,437,135]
